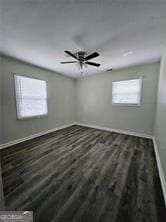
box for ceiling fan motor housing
[77,51,87,61]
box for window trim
[111,77,143,107]
[14,74,48,120]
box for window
[112,78,142,106]
[14,75,48,119]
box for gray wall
[0,56,76,144]
[0,58,4,209]
[0,57,2,143]
[154,53,166,182]
[76,63,159,135]
[0,56,160,146]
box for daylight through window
[112,78,142,105]
[14,75,48,119]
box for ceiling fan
[61,51,101,70]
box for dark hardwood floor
[0,125,165,222]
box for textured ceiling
[1,0,166,78]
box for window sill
[112,103,141,107]
[16,114,48,120]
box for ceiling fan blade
[64,51,78,60]
[61,61,77,64]
[85,62,101,67]
[84,52,100,60]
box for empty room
[0,0,166,221]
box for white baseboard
[0,122,153,150]
[0,123,76,150]
[152,137,166,205]
[0,162,5,210]
[75,122,153,139]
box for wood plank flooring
[0,125,165,222]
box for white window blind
[112,78,142,105]
[14,75,48,119]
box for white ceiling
[1,0,166,78]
